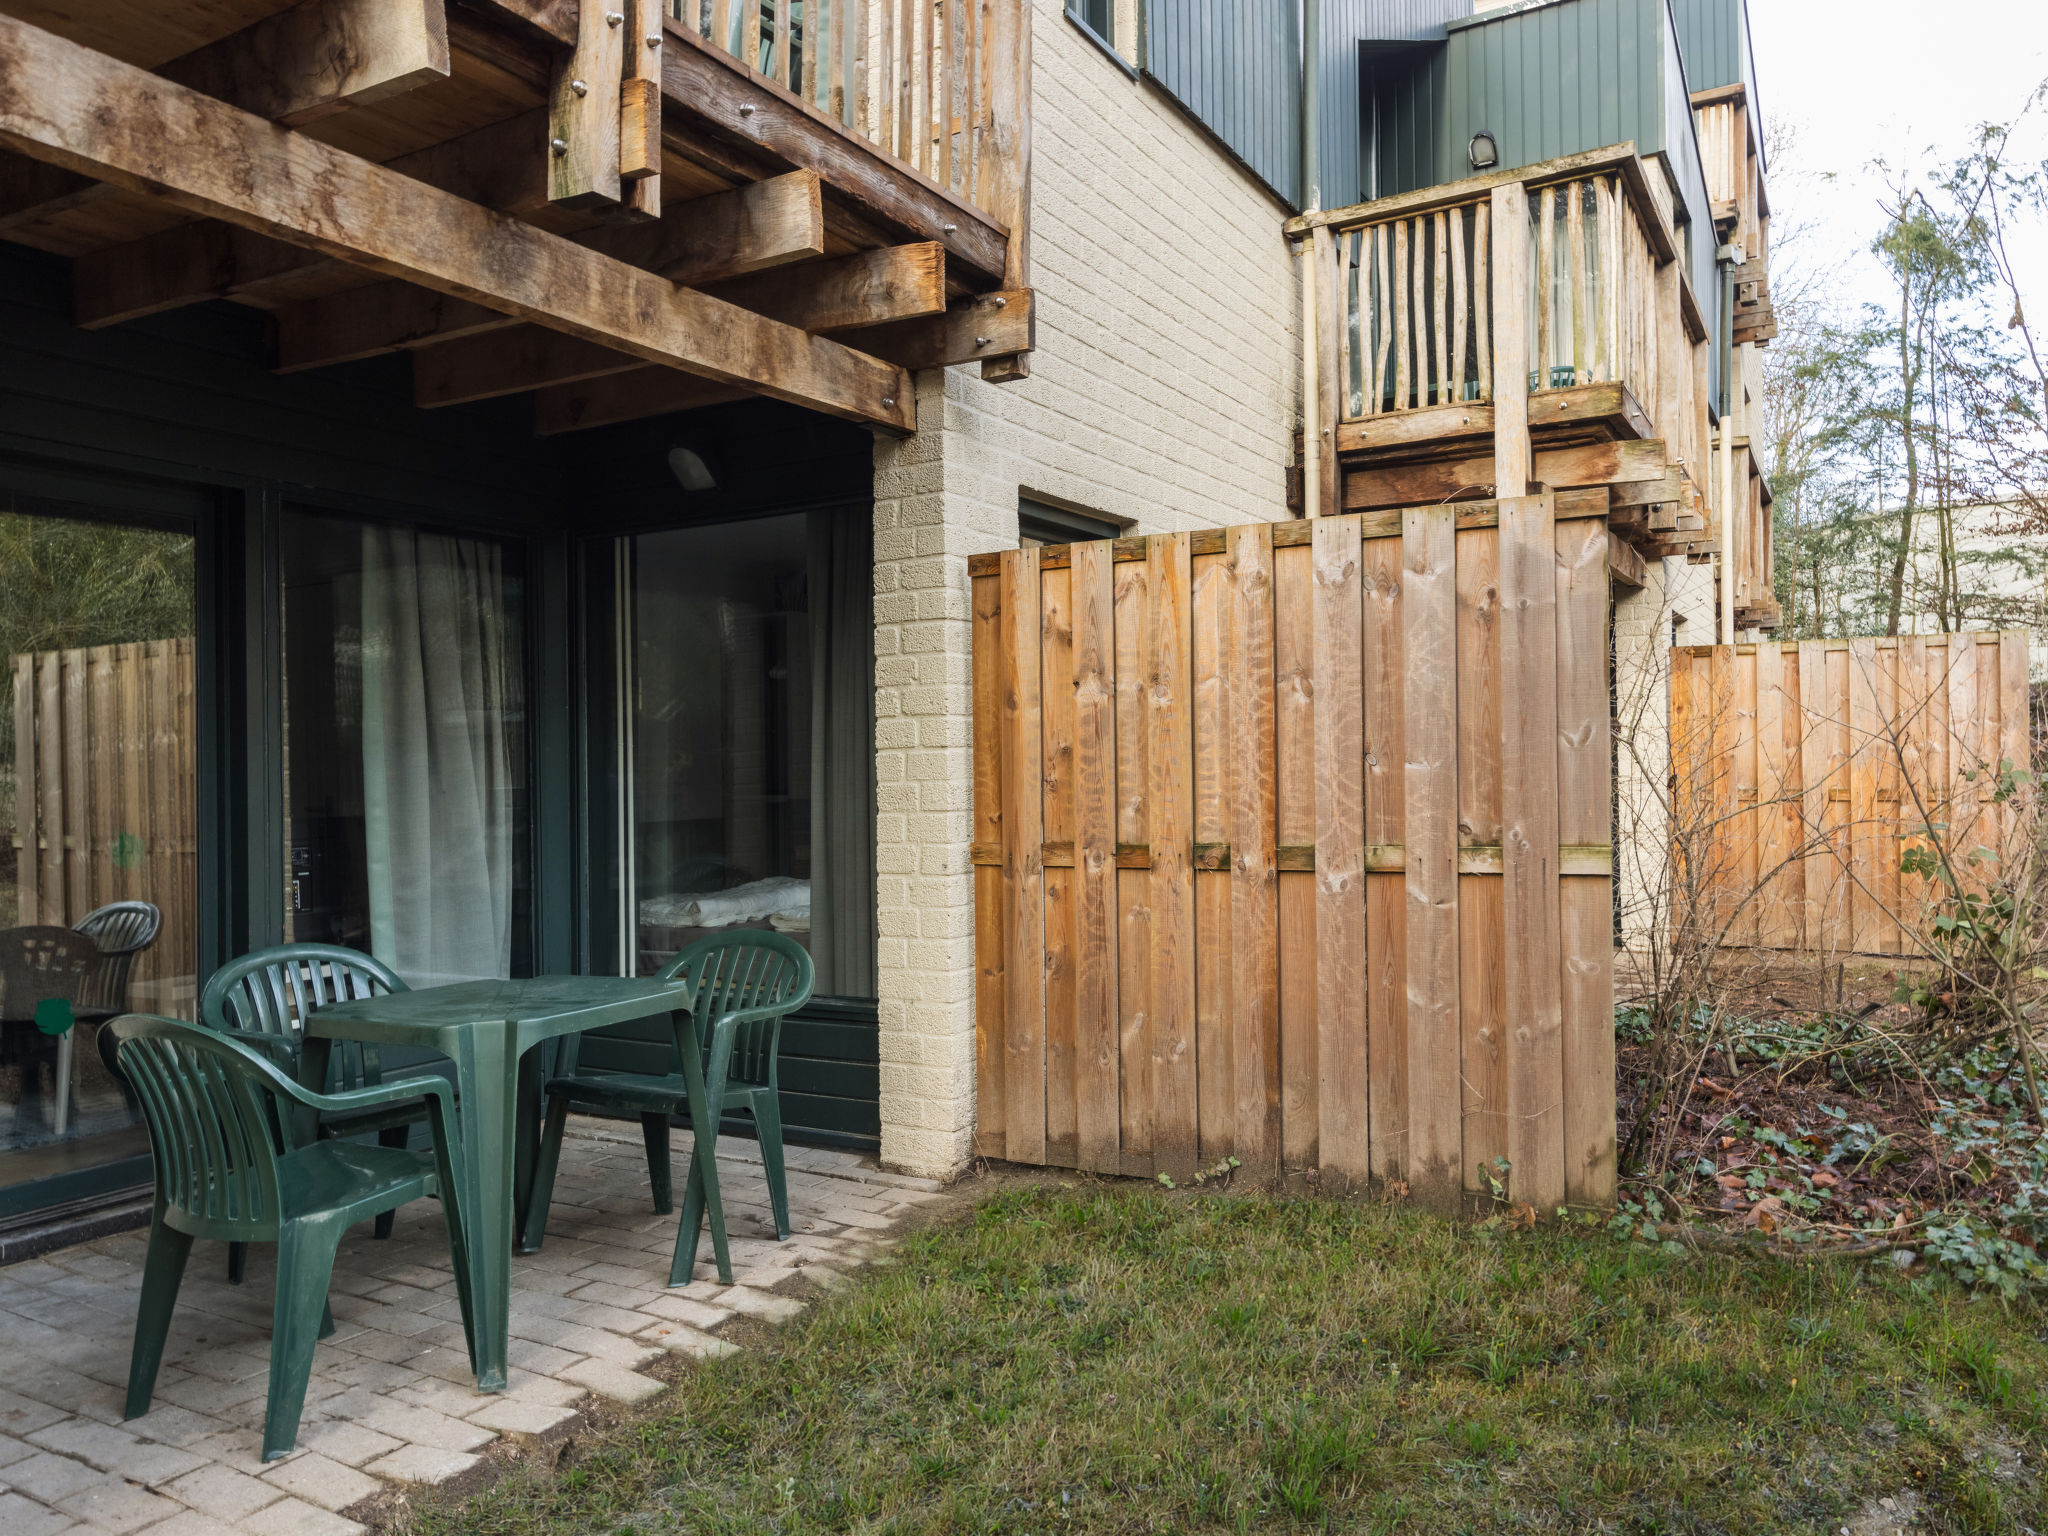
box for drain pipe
[1300,0,1322,518]
[1718,243,1737,645]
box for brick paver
[0,1121,942,1533]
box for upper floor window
[1066,0,1138,71]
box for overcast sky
[1745,0,2048,323]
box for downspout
[1300,0,1322,518]
[1718,243,1736,645]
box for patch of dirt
[1615,951,2037,1249]
[1840,1490,1922,1536]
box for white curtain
[360,526,517,988]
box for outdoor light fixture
[1469,130,1498,170]
[667,445,719,493]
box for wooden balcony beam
[533,366,745,433]
[836,289,1034,371]
[1343,439,1666,511]
[413,325,641,407]
[0,13,913,430]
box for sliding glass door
[1,491,197,1207]
[607,510,875,999]
[279,509,531,987]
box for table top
[309,975,690,1044]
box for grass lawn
[410,1181,2046,1535]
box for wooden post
[1402,504,1461,1208]
[998,547,1045,1163]
[979,0,1029,382]
[1499,493,1564,1212]
[1312,224,1342,517]
[1313,514,1367,1187]
[1070,540,1121,1173]
[620,0,663,220]
[1490,182,1531,496]
[549,0,625,208]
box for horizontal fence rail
[1337,199,1491,418]
[11,640,198,1017]
[670,0,1011,213]
[1673,635,2032,957]
[970,504,1617,1213]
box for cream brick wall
[1613,557,1718,950]
[870,0,1302,1177]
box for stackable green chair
[201,944,423,1277]
[112,1013,473,1463]
[520,930,814,1285]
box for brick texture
[870,0,1302,1177]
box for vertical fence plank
[1847,638,1880,955]
[1227,524,1280,1176]
[1362,531,1406,1183]
[87,646,116,915]
[1313,514,1368,1188]
[1501,494,1564,1213]
[971,564,1005,1157]
[1373,223,1392,414]
[1148,535,1198,1180]
[1071,542,1120,1174]
[14,656,38,923]
[1039,562,1078,1166]
[1192,547,1234,1162]
[1273,536,1318,1172]
[1732,646,1759,948]
[1473,200,1491,401]
[998,548,1045,1164]
[1455,521,1503,1198]
[1555,512,1613,1207]
[1114,550,1155,1174]
[1403,504,1461,1207]
[62,650,89,918]
[1753,642,1791,947]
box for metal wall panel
[1668,0,1740,92]
[1143,0,1302,207]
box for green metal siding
[1437,0,1669,188]
[1143,0,1301,207]
[1668,0,1741,92]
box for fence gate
[970,501,1616,1213]
[1673,635,2032,957]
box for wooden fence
[970,500,1616,1212]
[1673,635,2032,956]
[10,640,197,1016]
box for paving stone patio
[0,1122,945,1535]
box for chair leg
[518,1094,572,1254]
[227,1241,247,1286]
[125,1211,193,1421]
[751,1089,791,1241]
[373,1125,412,1239]
[263,1217,344,1463]
[641,1112,673,1215]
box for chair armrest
[210,1027,301,1069]
[203,1029,454,1120]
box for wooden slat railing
[671,0,1017,218]
[1525,172,1659,414]
[1335,197,1492,418]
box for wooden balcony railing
[1337,196,1493,417]
[669,0,1023,222]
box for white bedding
[639,876,811,930]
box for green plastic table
[305,975,729,1391]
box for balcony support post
[1488,181,1532,496]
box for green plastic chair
[112,1013,474,1463]
[521,930,814,1286]
[201,944,425,1276]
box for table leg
[667,1010,732,1288]
[512,1045,544,1255]
[451,1023,518,1392]
[53,1028,72,1137]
